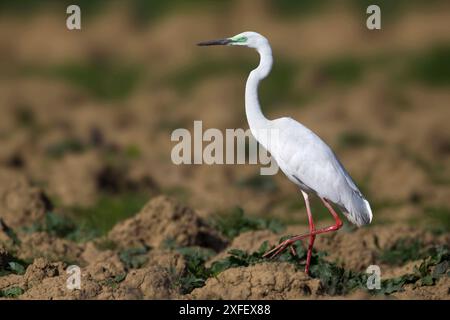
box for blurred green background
[0,0,449,238]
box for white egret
[198,32,372,275]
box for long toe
[263,243,287,259]
[289,245,297,257]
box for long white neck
[245,42,273,147]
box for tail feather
[342,191,372,227]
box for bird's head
[197,31,268,49]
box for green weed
[166,58,253,93]
[171,235,449,296]
[119,246,150,270]
[25,62,141,101]
[319,57,364,85]
[46,138,86,159]
[236,174,278,192]
[378,238,427,266]
[268,0,328,17]
[424,206,450,232]
[410,45,450,87]
[69,193,149,236]
[210,207,285,239]
[379,245,449,294]
[0,252,29,277]
[168,244,216,294]
[101,273,126,289]
[0,287,24,298]
[337,131,381,149]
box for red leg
[288,192,311,258]
[263,197,343,275]
[302,191,315,275]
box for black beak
[197,38,231,46]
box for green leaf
[8,262,25,275]
[210,207,285,239]
[114,273,126,283]
[378,238,426,266]
[0,287,24,298]
[119,246,150,269]
[209,260,232,276]
[0,219,21,246]
[257,241,269,255]
[102,273,127,288]
[45,212,77,237]
[420,275,434,286]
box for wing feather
[269,117,372,226]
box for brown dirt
[47,152,104,207]
[0,249,180,300]
[114,266,178,299]
[16,232,84,264]
[394,277,450,300]
[108,195,227,251]
[190,262,322,300]
[0,197,448,300]
[0,169,51,229]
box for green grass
[351,0,447,20]
[129,0,231,25]
[268,0,329,17]
[23,211,97,242]
[409,45,450,87]
[24,62,142,101]
[210,207,285,239]
[162,240,216,294]
[124,144,142,160]
[337,131,381,149]
[0,287,24,298]
[424,206,450,232]
[166,57,254,93]
[69,193,149,236]
[319,56,364,85]
[119,246,150,270]
[0,0,104,17]
[45,138,86,159]
[22,194,148,242]
[235,174,278,192]
[379,245,449,294]
[166,57,301,106]
[377,238,428,266]
[100,273,126,289]
[93,238,118,251]
[163,186,191,204]
[0,0,232,25]
[0,250,29,277]
[270,0,447,19]
[176,256,210,294]
[259,59,301,108]
[384,89,413,111]
[14,105,36,128]
[45,136,143,160]
[0,219,21,246]
[350,0,407,20]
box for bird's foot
[262,237,312,276]
[262,238,302,259]
[289,245,297,257]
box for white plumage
[270,116,372,226]
[198,31,372,274]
